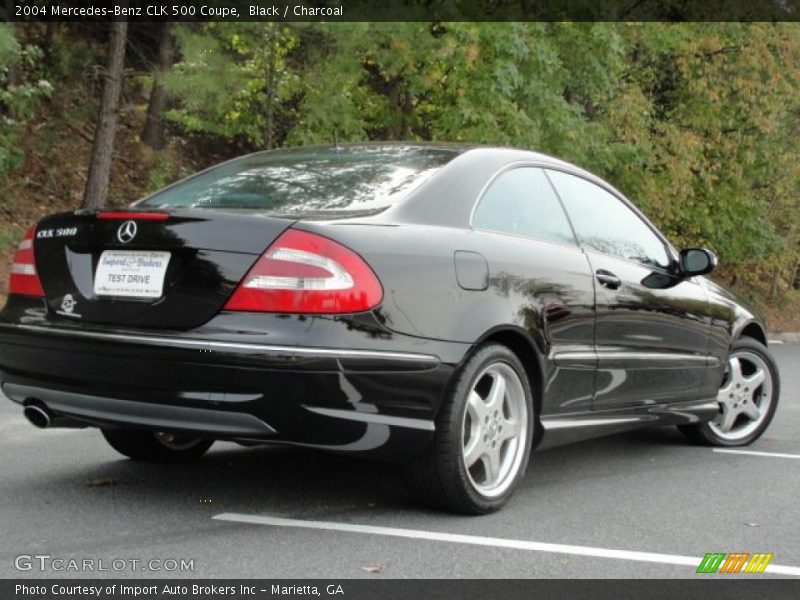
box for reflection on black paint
[489,271,590,339]
[139,145,459,215]
[34,212,253,330]
[640,270,680,290]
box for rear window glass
[137,146,459,215]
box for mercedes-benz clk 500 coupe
[1,144,780,513]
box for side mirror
[679,248,717,277]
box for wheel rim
[709,350,773,442]
[461,362,528,498]
[154,432,205,451]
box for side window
[473,167,576,247]
[546,170,670,269]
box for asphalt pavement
[1,344,798,579]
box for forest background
[1,21,798,328]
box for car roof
[243,142,595,178]
[378,145,619,228]
[139,142,623,227]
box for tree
[0,23,51,178]
[3,0,16,89]
[140,22,173,150]
[164,23,296,148]
[154,22,800,304]
[82,18,127,209]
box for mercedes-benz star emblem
[117,220,138,244]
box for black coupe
[1,144,780,514]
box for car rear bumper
[0,300,470,461]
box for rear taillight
[224,229,383,314]
[9,225,44,297]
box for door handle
[596,269,621,290]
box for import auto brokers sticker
[94,251,171,299]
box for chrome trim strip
[304,406,435,431]
[542,399,721,431]
[555,351,716,365]
[0,323,440,363]
[541,416,643,430]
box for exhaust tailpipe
[24,405,51,428]
[23,404,85,429]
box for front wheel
[102,429,214,463]
[404,343,534,514]
[679,337,780,446]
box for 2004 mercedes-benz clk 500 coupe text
[1,144,780,514]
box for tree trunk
[4,0,17,89]
[141,23,173,150]
[82,18,128,210]
[768,266,780,301]
[401,89,413,138]
[41,22,56,68]
[264,57,276,150]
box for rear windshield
[137,146,459,216]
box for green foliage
[608,23,800,295]
[165,23,297,147]
[0,24,52,176]
[145,159,172,194]
[144,154,191,195]
[0,222,22,253]
[0,24,20,64]
[4,22,800,306]
[153,22,800,302]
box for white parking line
[713,448,800,460]
[212,513,800,576]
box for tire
[679,337,780,446]
[102,429,213,463]
[404,343,534,514]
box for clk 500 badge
[36,227,78,239]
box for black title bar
[5,579,800,600]
[5,0,800,22]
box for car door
[471,167,597,415]
[545,169,716,410]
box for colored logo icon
[697,552,773,574]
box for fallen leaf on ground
[87,478,118,487]
[361,561,387,574]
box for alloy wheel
[709,350,774,442]
[461,362,528,498]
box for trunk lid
[33,209,293,329]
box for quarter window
[472,168,576,247]
[546,170,670,269]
